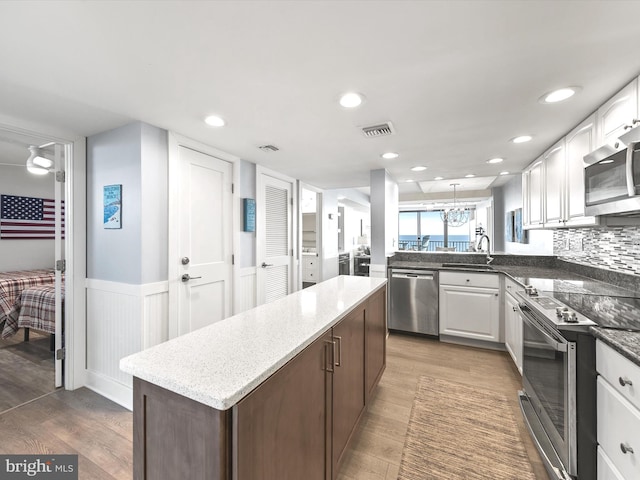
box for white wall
[370,169,398,276]
[493,176,553,254]
[0,164,56,270]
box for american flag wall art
[0,194,65,239]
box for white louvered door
[257,170,293,305]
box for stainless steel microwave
[584,136,640,216]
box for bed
[0,269,58,340]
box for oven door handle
[521,313,568,353]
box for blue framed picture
[505,211,515,242]
[103,184,122,229]
[243,198,256,232]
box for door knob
[181,274,202,282]
[261,262,273,268]
[181,257,190,265]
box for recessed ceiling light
[500,171,510,175]
[487,157,504,164]
[434,176,444,181]
[204,115,225,127]
[511,135,532,144]
[381,152,399,159]
[540,86,581,104]
[465,174,476,178]
[339,92,364,108]
[411,166,427,172]
[405,179,414,183]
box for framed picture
[103,184,122,229]
[505,211,515,242]
[243,198,256,232]
[514,208,528,243]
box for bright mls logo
[0,455,77,479]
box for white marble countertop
[120,275,387,411]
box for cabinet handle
[513,306,518,312]
[620,443,634,454]
[333,336,342,367]
[619,376,633,387]
[325,341,335,372]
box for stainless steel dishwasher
[389,268,438,336]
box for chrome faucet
[476,234,494,264]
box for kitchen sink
[441,263,494,270]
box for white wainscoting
[236,267,257,313]
[85,278,168,410]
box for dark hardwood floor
[0,333,547,480]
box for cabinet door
[332,306,365,476]
[235,332,332,480]
[566,115,596,221]
[543,140,566,225]
[526,159,544,226]
[597,79,638,147]
[504,292,522,374]
[365,287,386,401]
[439,285,500,342]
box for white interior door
[257,170,294,305]
[177,146,232,335]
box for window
[398,210,476,252]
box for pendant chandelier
[440,183,470,227]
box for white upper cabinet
[523,157,543,227]
[565,114,598,225]
[543,139,566,225]
[597,79,638,148]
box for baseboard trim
[85,370,133,411]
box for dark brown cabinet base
[132,285,386,480]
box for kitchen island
[120,275,387,480]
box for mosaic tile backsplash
[554,226,640,276]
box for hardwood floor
[0,329,55,413]
[337,333,548,480]
[0,333,547,480]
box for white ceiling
[2,1,640,199]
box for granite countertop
[120,275,386,411]
[591,328,640,365]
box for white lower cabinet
[439,272,500,342]
[504,291,523,374]
[596,340,640,480]
[302,255,318,283]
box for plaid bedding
[0,269,57,337]
[2,285,62,338]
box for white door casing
[256,167,295,305]
[54,143,64,387]
[169,140,233,336]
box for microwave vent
[361,122,395,138]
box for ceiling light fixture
[511,135,532,144]
[204,115,225,127]
[500,171,510,175]
[339,92,364,108]
[405,179,414,183]
[487,157,504,164]
[434,176,444,181]
[440,183,469,227]
[26,144,55,175]
[411,166,427,172]
[381,152,399,159]
[540,87,581,104]
[465,174,475,178]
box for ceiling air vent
[361,122,395,138]
[259,144,280,152]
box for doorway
[0,129,69,412]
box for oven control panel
[517,288,596,328]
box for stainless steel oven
[516,288,597,480]
[519,303,577,479]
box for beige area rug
[398,376,537,480]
